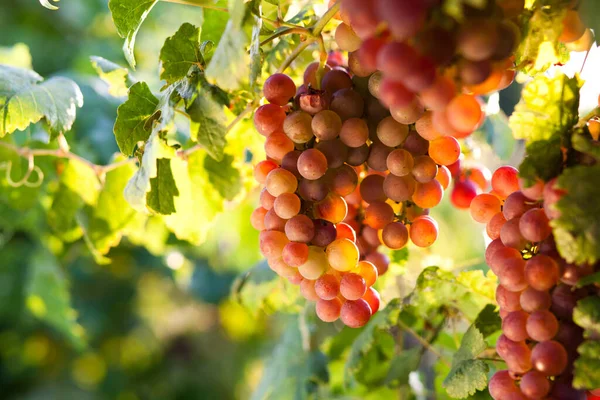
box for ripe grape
[365,251,390,275]
[312,110,342,140]
[266,168,298,197]
[364,201,395,229]
[382,222,409,249]
[285,215,315,243]
[330,165,358,197]
[526,310,559,342]
[336,222,356,242]
[297,148,328,180]
[322,69,353,94]
[387,149,414,177]
[362,287,381,313]
[264,73,297,106]
[518,178,544,201]
[340,273,367,300]
[340,117,369,147]
[390,99,424,124]
[520,371,551,399]
[330,88,365,120]
[451,179,478,209]
[251,207,268,231]
[348,51,376,77]
[420,76,456,111]
[378,77,415,109]
[502,310,530,341]
[282,241,309,267]
[359,38,386,73]
[524,255,559,291]
[496,254,528,292]
[496,285,522,312]
[265,132,295,162]
[335,23,361,52]
[531,340,568,376]
[254,104,286,136]
[376,41,419,81]
[446,94,483,133]
[355,261,378,287]
[377,116,409,147]
[470,193,502,223]
[457,19,499,61]
[303,62,331,88]
[298,246,328,279]
[300,278,319,301]
[259,230,289,260]
[489,370,519,399]
[415,111,443,141]
[315,193,348,223]
[264,208,288,231]
[435,165,451,189]
[519,208,551,243]
[492,166,519,199]
[281,150,301,178]
[316,298,343,322]
[412,155,438,183]
[367,141,393,171]
[500,217,528,250]
[558,10,586,43]
[375,0,427,41]
[428,136,461,166]
[284,111,314,143]
[360,174,387,203]
[459,59,492,85]
[346,143,370,166]
[312,219,336,247]
[254,160,279,184]
[326,238,359,271]
[315,138,349,169]
[299,177,328,202]
[340,299,372,328]
[274,192,301,219]
[486,243,522,274]
[410,216,438,247]
[315,273,341,300]
[486,212,507,240]
[412,180,443,209]
[503,191,535,220]
[520,287,552,313]
[403,130,429,156]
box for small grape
[254,160,279,184]
[470,193,502,223]
[412,180,443,209]
[315,274,341,300]
[531,340,568,376]
[265,132,295,162]
[486,212,507,239]
[312,110,342,141]
[340,118,369,147]
[354,261,378,287]
[315,193,348,224]
[387,149,414,177]
[282,241,309,267]
[284,111,314,143]
[340,273,367,300]
[500,217,528,250]
[377,116,409,147]
[259,230,289,260]
[435,165,451,190]
[274,192,301,219]
[299,177,329,202]
[264,208,288,231]
[496,285,522,312]
[297,148,328,180]
[502,310,530,341]
[285,215,315,243]
[520,371,551,399]
[254,104,286,136]
[364,201,395,229]
[300,278,319,301]
[412,155,438,183]
[315,138,349,169]
[326,238,360,272]
[520,287,552,313]
[410,216,438,247]
[340,299,372,328]
[382,222,409,249]
[250,207,268,231]
[526,310,559,342]
[360,174,387,203]
[264,73,296,106]
[335,23,361,52]
[312,219,336,247]
[492,166,519,199]
[428,136,461,166]
[524,255,559,291]
[519,208,551,243]
[365,251,390,275]
[298,246,328,279]
[316,298,343,322]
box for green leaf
[576,271,600,288]
[390,247,409,265]
[251,318,328,400]
[573,296,600,339]
[509,73,581,142]
[443,325,489,399]
[88,155,137,254]
[515,4,570,75]
[205,0,251,90]
[0,65,83,138]
[0,138,42,210]
[518,137,563,186]
[384,347,422,388]
[572,129,600,161]
[159,23,203,85]
[147,158,179,214]
[61,159,101,206]
[0,43,33,69]
[113,81,159,156]
[552,165,600,264]
[204,153,242,200]
[90,56,133,97]
[124,130,175,212]
[573,340,600,389]
[162,152,224,244]
[345,299,402,386]
[108,0,159,68]
[187,90,228,161]
[473,304,501,338]
[26,248,85,349]
[232,261,301,314]
[409,267,496,321]
[47,185,84,242]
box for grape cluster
[336,0,518,141]
[446,155,493,209]
[469,166,596,399]
[252,42,463,326]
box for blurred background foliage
[0,1,525,399]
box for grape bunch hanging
[470,165,597,399]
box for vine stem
[397,318,451,367]
[0,141,137,176]
[311,2,340,36]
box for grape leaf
[90,56,134,97]
[124,130,176,212]
[47,186,84,242]
[187,90,228,161]
[443,325,489,399]
[552,165,600,264]
[409,267,496,321]
[162,153,223,244]
[203,153,242,201]
[232,260,301,314]
[26,248,85,349]
[515,4,569,75]
[0,43,32,69]
[113,81,159,157]
[573,296,600,339]
[0,65,83,138]
[108,0,159,68]
[251,318,328,400]
[509,73,581,142]
[61,159,101,206]
[159,23,204,85]
[345,299,401,385]
[573,340,600,389]
[572,129,600,161]
[87,155,137,254]
[473,304,501,338]
[576,271,600,288]
[205,0,251,90]
[518,137,563,186]
[383,347,422,388]
[147,158,179,214]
